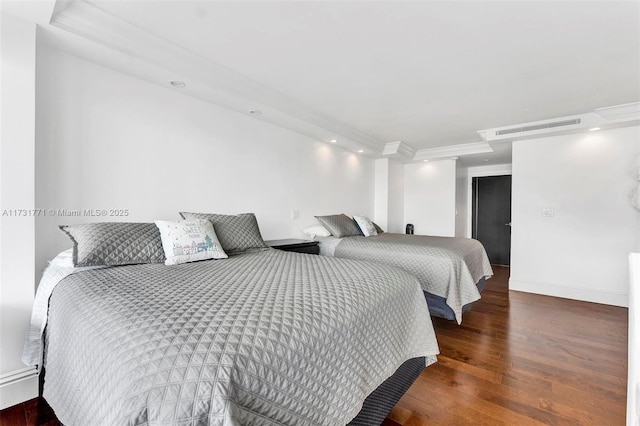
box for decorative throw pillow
[314,214,361,238]
[179,212,267,254]
[59,222,166,267]
[154,220,227,265]
[301,225,332,238]
[353,215,378,237]
[372,222,385,234]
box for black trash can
[405,224,414,235]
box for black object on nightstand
[265,239,320,255]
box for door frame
[465,164,512,239]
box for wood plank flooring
[0,398,58,426]
[383,266,628,425]
[0,266,628,425]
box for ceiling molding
[48,0,386,154]
[595,102,640,123]
[412,142,493,162]
[38,2,638,165]
[478,114,593,142]
[479,102,640,142]
[382,141,416,160]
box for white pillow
[154,219,228,265]
[301,225,331,238]
[353,215,378,237]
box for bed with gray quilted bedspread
[37,249,438,425]
[332,234,493,324]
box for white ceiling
[38,1,640,165]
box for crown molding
[595,102,640,122]
[479,102,640,143]
[382,141,416,160]
[413,142,493,162]
[48,0,385,155]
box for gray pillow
[179,212,267,254]
[372,221,384,234]
[314,214,361,238]
[59,222,165,267]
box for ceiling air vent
[495,118,581,136]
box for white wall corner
[404,159,457,237]
[0,367,38,410]
[455,166,469,238]
[386,159,405,233]
[374,158,390,230]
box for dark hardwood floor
[0,266,628,425]
[383,266,628,425]
[0,398,59,426]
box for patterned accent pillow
[179,212,268,254]
[314,214,361,238]
[154,220,227,265]
[59,222,166,267]
[353,215,378,237]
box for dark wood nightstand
[265,239,320,255]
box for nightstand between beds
[265,239,320,255]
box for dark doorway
[472,175,512,266]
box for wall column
[0,9,38,409]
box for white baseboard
[0,367,38,410]
[509,278,629,307]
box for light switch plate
[542,208,555,217]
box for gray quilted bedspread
[43,249,438,425]
[334,234,493,323]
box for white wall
[387,159,405,233]
[0,10,39,409]
[510,127,640,306]
[404,160,456,236]
[455,166,468,238]
[374,158,405,233]
[34,45,375,280]
[374,159,389,231]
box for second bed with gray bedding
[319,233,493,323]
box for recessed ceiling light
[170,80,186,88]
[357,150,364,153]
[423,160,429,163]
[589,127,601,131]
[249,110,262,115]
[330,139,338,143]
